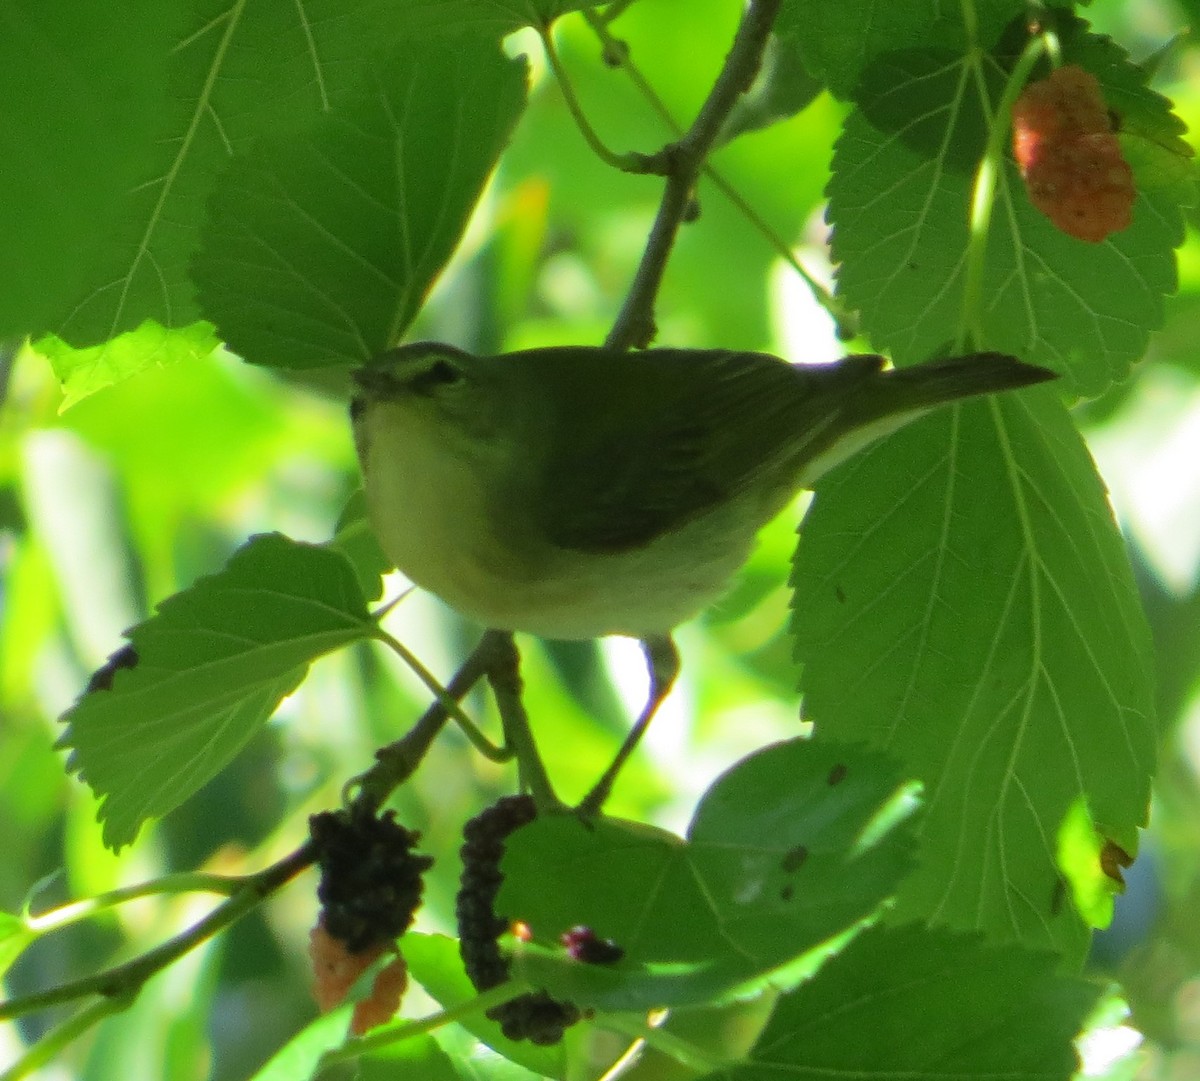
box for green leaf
[791,391,1156,960]
[0,1,175,340]
[1081,31,1195,205]
[330,490,390,603]
[404,933,567,1079]
[499,740,919,1010]
[779,0,1022,100]
[0,911,35,978]
[359,1033,482,1081]
[826,33,1186,398]
[717,34,822,145]
[37,321,221,410]
[192,37,527,368]
[1056,797,1131,929]
[59,534,376,849]
[247,1004,354,1081]
[390,1,605,36]
[705,924,1102,1080]
[39,2,434,362]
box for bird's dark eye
[411,357,465,393]
[431,359,463,384]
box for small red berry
[561,925,625,965]
[1012,64,1134,242]
[310,920,408,1033]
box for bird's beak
[352,364,402,399]
[350,366,399,426]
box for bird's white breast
[360,400,767,639]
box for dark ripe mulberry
[457,795,581,1045]
[487,991,582,1045]
[309,806,433,953]
[457,795,538,991]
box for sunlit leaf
[792,390,1156,960]
[38,321,221,410]
[59,534,377,849]
[0,912,34,978]
[500,740,918,1010]
[246,1002,354,1081]
[704,924,1101,1080]
[404,933,567,1078]
[359,1032,501,1081]
[37,2,439,369]
[1057,797,1134,930]
[826,27,1186,397]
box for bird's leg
[486,631,564,813]
[577,634,680,817]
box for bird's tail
[796,351,1056,486]
[857,351,1056,417]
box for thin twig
[539,23,653,173]
[605,0,783,349]
[482,633,561,810]
[956,33,1048,352]
[25,872,246,934]
[583,10,854,336]
[319,981,528,1065]
[348,630,516,811]
[0,992,134,1081]
[371,623,498,748]
[0,845,315,1021]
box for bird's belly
[420,538,748,640]
[364,416,761,638]
[438,514,755,640]
[507,536,745,638]
[371,476,752,639]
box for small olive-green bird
[351,343,1054,810]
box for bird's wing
[532,349,883,553]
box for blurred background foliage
[3,0,1200,1077]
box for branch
[484,633,560,811]
[372,623,511,759]
[0,845,315,1021]
[349,629,518,811]
[583,10,854,338]
[1,993,132,1081]
[24,872,245,934]
[605,0,783,350]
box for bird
[351,342,1055,811]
